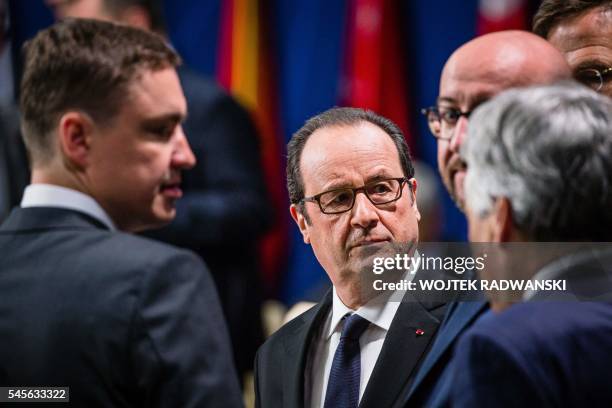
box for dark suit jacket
[452,249,612,407]
[255,287,448,408]
[0,104,29,219]
[403,299,487,407]
[145,67,271,375]
[0,207,243,407]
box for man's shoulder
[52,226,196,263]
[460,302,612,358]
[259,299,326,357]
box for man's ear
[290,204,310,244]
[492,197,513,242]
[409,178,421,222]
[57,111,94,170]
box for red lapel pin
[415,329,425,336]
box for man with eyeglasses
[406,31,571,407]
[534,0,612,98]
[422,30,570,211]
[255,107,449,408]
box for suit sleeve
[254,349,262,408]
[451,331,552,408]
[130,249,244,408]
[145,87,273,247]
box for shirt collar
[327,285,402,340]
[20,184,116,231]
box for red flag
[478,0,528,34]
[341,0,414,152]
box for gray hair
[463,81,612,241]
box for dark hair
[287,107,414,211]
[102,0,166,33]
[20,18,180,165]
[533,0,612,38]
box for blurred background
[4,0,542,322]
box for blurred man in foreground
[406,31,571,407]
[255,107,448,408]
[46,0,272,378]
[534,0,612,98]
[0,19,242,407]
[453,82,612,406]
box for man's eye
[331,191,352,204]
[149,125,175,138]
[370,182,392,195]
[440,109,460,122]
[575,69,601,86]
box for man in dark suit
[0,19,243,407]
[46,0,272,378]
[406,30,572,407]
[0,103,28,220]
[255,107,448,408]
[451,82,612,406]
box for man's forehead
[125,67,187,117]
[299,122,402,189]
[548,7,612,53]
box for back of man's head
[463,82,612,242]
[20,18,179,167]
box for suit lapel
[405,299,488,401]
[282,291,332,408]
[359,294,445,408]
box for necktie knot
[341,313,370,341]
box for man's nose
[172,126,197,169]
[449,116,469,153]
[350,192,379,230]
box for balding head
[435,30,570,210]
[442,30,570,91]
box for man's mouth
[350,237,391,250]
[160,181,183,198]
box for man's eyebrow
[365,172,395,183]
[437,96,457,105]
[573,59,612,71]
[321,180,353,192]
[142,112,186,125]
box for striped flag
[217,0,287,294]
[477,0,528,34]
[341,0,414,152]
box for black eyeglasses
[574,67,612,93]
[300,177,409,214]
[420,106,473,140]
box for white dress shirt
[21,184,116,230]
[306,286,402,408]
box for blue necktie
[323,313,370,408]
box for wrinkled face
[46,0,113,21]
[87,67,195,232]
[291,122,420,289]
[548,6,612,98]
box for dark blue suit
[403,300,488,407]
[452,249,612,407]
[0,207,243,407]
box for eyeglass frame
[300,177,411,215]
[574,66,612,92]
[420,106,473,140]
